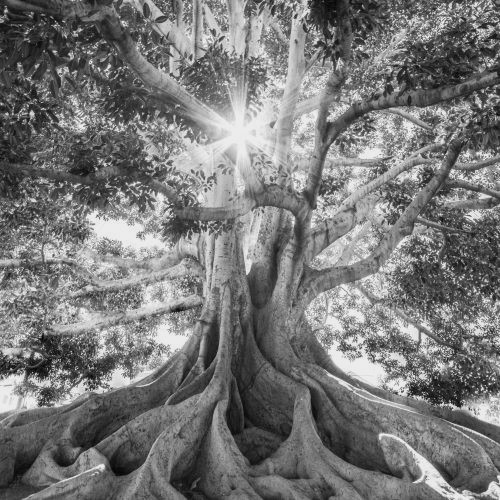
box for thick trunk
[1,232,500,500]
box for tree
[1,0,500,498]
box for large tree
[1,0,500,498]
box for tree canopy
[0,0,500,498]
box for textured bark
[2,1,500,498]
[2,221,500,499]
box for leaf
[142,2,151,18]
[32,60,48,81]
[154,15,168,23]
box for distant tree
[0,0,500,498]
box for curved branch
[306,195,378,261]
[5,0,225,136]
[299,139,462,304]
[382,108,434,131]
[326,70,500,145]
[68,259,202,298]
[335,153,437,215]
[455,155,500,171]
[176,185,308,220]
[445,180,500,200]
[49,295,202,335]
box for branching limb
[80,235,202,271]
[67,259,202,298]
[273,5,307,168]
[49,295,202,335]
[304,0,353,208]
[299,139,462,305]
[442,196,500,210]
[382,108,434,131]
[191,0,203,59]
[5,0,225,136]
[176,185,308,220]
[353,284,459,350]
[415,217,470,234]
[129,0,192,57]
[294,156,390,172]
[294,95,435,132]
[306,195,378,261]
[326,70,500,145]
[335,153,438,215]
[455,155,500,171]
[445,179,500,200]
[0,161,179,201]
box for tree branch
[326,70,500,145]
[273,7,307,168]
[454,155,500,171]
[415,217,470,234]
[306,195,378,260]
[67,259,202,298]
[445,179,500,200]
[49,295,202,335]
[5,0,225,136]
[382,108,434,131]
[353,284,459,350]
[335,154,435,215]
[299,139,462,304]
[175,185,308,220]
[129,0,192,57]
[0,161,179,201]
[294,156,389,172]
[442,197,500,210]
[80,235,201,271]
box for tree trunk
[1,225,500,500]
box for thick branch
[336,154,434,215]
[5,0,225,136]
[306,195,378,260]
[273,9,307,168]
[191,0,203,59]
[68,259,202,298]
[455,155,500,171]
[294,93,434,133]
[0,257,76,269]
[446,180,500,200]
[326,70,500,145]
[80,236,201,271]
[176,185,308,220]
[299,139,462,303]
[130,0,191,57]
[49,295,202,335]
[443,197,500,210]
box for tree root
[300,363,500,493]
[2,310,500,499]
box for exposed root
[0,335,199,486]
[301,363,500,493]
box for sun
[228,115,252,152]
